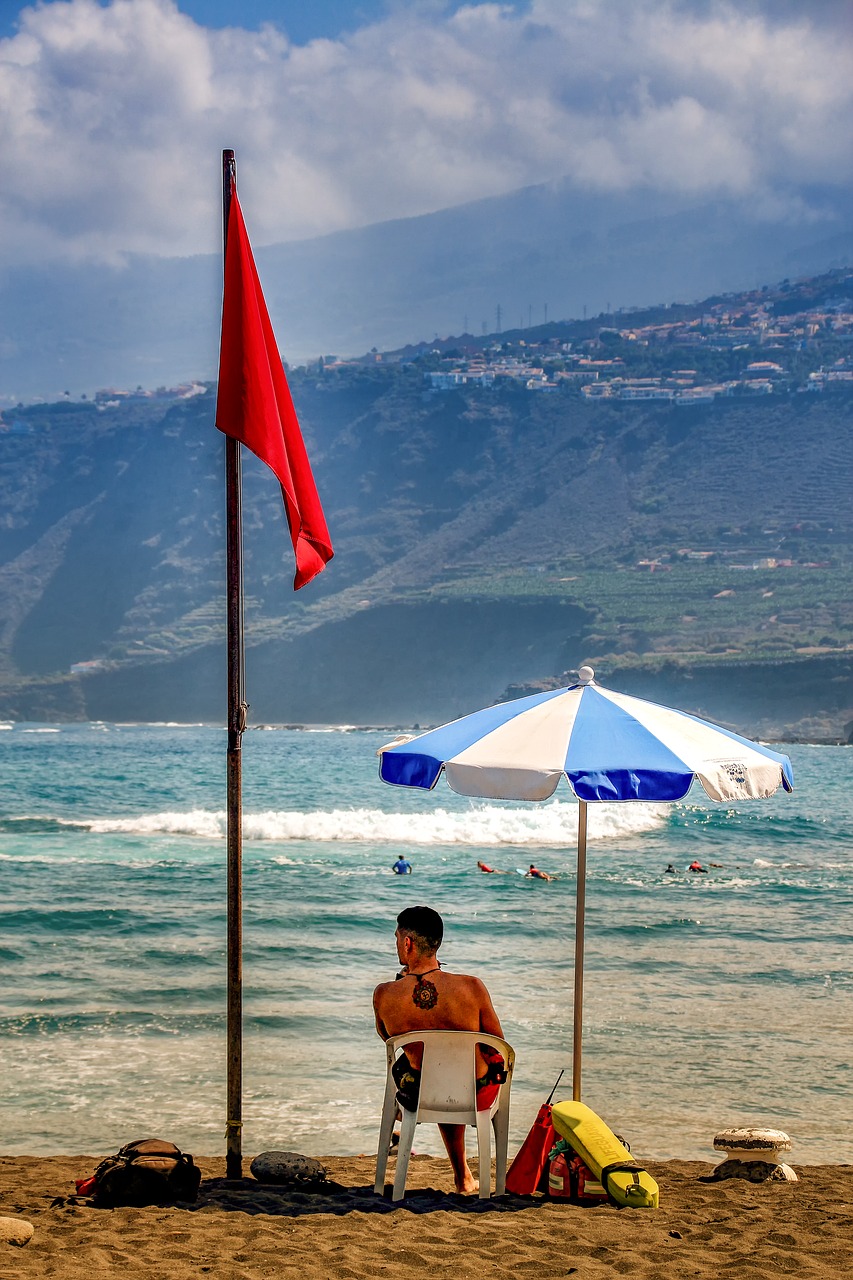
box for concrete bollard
[711,1127,798,1182]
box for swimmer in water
[477,860,497,873]
[527,864,554,881]
[392,855,413,875]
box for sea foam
[80,800,667,845]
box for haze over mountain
[2,268,851,736]
[2,0,850,401]
[1,177,851,403]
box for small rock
[0,1216,34,1247]
[249,1151,327,1187]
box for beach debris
[0,1216,34,1247]
[249,1151,327,1187]
[711,1128,797,1182]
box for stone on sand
[0,1216,34,1247]
[249,1151,327,1186]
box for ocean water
[1,723,851,1166]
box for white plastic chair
[374,1030,515,1201]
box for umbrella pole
[572,798,588,1101]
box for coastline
[1,717,851,746]
[2,647,853,744]
[1,1153,851,1278]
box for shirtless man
[373,905,504,1195]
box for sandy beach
[1,1152,851,1279]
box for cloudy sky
[0,0,851,270]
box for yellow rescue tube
[550,1100,659,1208]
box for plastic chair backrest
[386,1030,512,1118]
[417,1031,478,1115]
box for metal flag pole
[572,798,588,1101]
[222,147,246,1179]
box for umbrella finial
[577,666,595,685]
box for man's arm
[372,984,390,1040]
[473,977,503,1037]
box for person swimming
[477,861,497,873]
[687,860,707,873]
[527,864,553,881]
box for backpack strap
[598,1160,646,1207]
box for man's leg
[438,1123,477,1194]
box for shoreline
[1,718,850,746]
[1,1154,851,1278]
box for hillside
[1,276,852,737]
[1,177,851,402]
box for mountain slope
[1,358,851,734]
[1,179,850,401]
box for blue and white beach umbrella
[379,666,793,1098]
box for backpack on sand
[78,1138,201,1208]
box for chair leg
[392,1106,418,1202]
[492,1099,510,1196]
[475,1108,492,1199]
[374,1084,399,1194]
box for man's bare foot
[455,1172,479,1195]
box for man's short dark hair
[397,905,443,954]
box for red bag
[546,1150,573,1199]
[547,1149,609,1203]
[570,1155,608,1203]
[506,1103,558,1195]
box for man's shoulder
[445,971,490,995]
[373,977,398,1003]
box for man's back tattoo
[411,969,440,1010]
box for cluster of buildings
[579,365,778,404]
[92,382,207,409]
[421,286,853,402]
[635,539,831,575]
[612,294,853,349]
[426,349,852,403]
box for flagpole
[217,153,333,1177]
[223,147,245,1179]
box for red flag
[216,185,333,589]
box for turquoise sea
[1,723,850,1165]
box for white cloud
[0,0,850,267]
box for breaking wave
[61,801,668,846]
